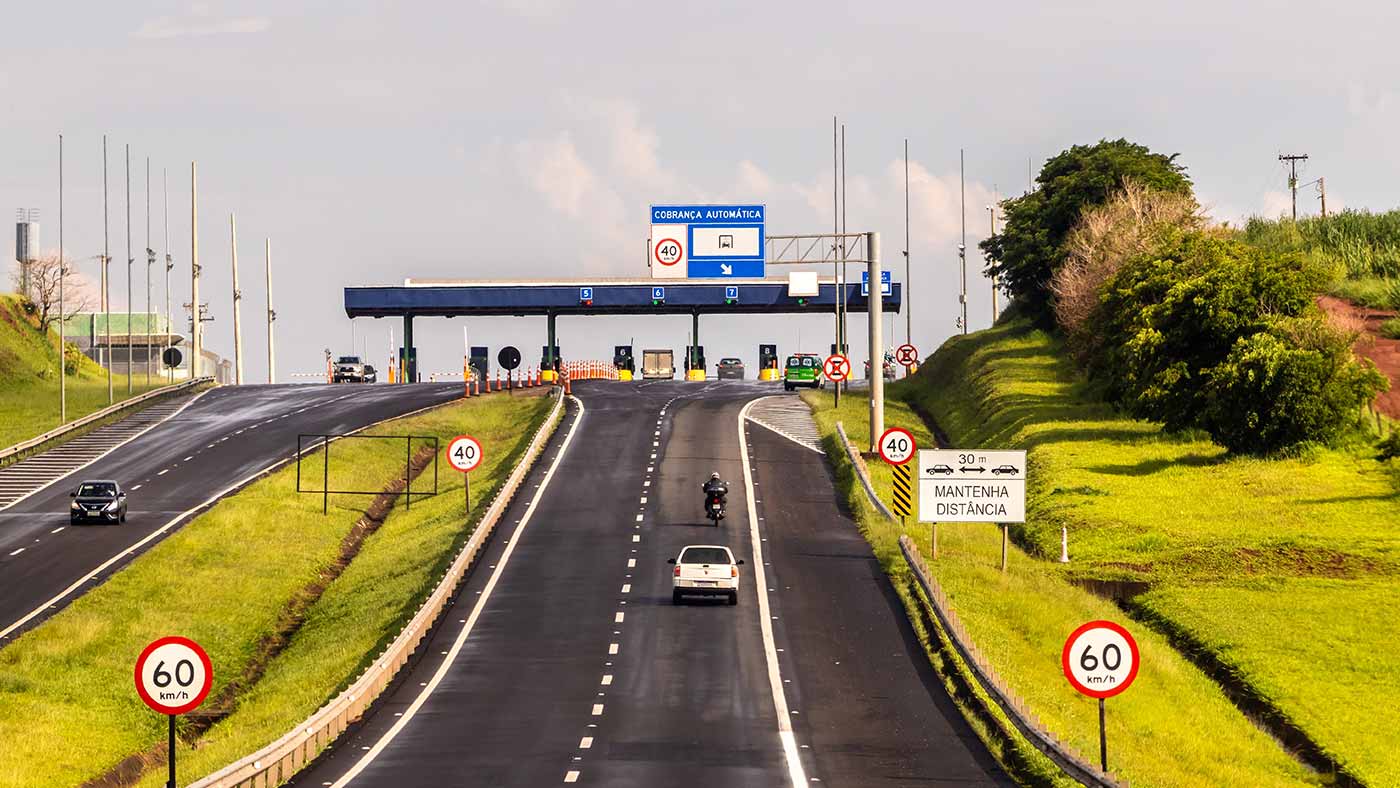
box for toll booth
[758,344,779,381]
[540,345,562,372]
[684,346,706,381]
[398,347,418,383]
[614,345,635,381]
[469,346,489,382]
[830,342,850,357]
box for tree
[981,139,1192,322]
[10,255,94,336]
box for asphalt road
[294,380,1006,787]
[0,382,464,642]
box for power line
[1278,153,1309,221]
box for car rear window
[679,547,731,565]
[78,482,116,496]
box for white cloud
[736,160,774,196]
[512,132,628,270]
[132,11,270,39]
[1260,190,1293,219]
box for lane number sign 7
[447,435,483,474]
[878,427,916,465]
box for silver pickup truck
[333,355,368,383]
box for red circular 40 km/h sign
[895,343,919,367]
[654,238,683,266]
[446,435,483,474]
[134,636,213,716]
[823,354,851,382]
[878,427,917,465]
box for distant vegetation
[1240,210,1400,282]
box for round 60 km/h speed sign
[135,636,213,715]
[878,427,917,465]
[1062,620,1140,699]
[446,435,483,474]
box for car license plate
[695,580,716,586]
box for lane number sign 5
[135,636,213,715]
[878,427,917,465]
[447,435,483,474]
[1061,620,1140,699]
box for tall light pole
[831,116,840,409]
[58,134,66,422]
[903,138,911,347]
[145,157,154,389]
[987,196,999,321]
[266,239,275,384]
[125,143,133,394]
[959,148,968,335]
[164,169,173,383]
[191,162,201,380]
[230,213,244,385]
[103,135,112,404]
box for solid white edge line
[0,390,461,641]
[0,388,210,513]
[329,395,586,788]
[738,397,809,787]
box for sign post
[446,434,483,515]
[878,427,916,524]
[1062,620,1140,775]
[917,449,1026,571]
[135,636,213,788]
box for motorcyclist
[702,472,729,519]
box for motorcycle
[705,491,726,526]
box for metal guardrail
[188,388,566,788]
[835,421,895,521]
[0,377,214,466]
[899,535,1125,787]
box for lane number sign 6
[135,636,213,715]
[1061,620,1139,699]
[447,435,483,474]
[878,427,917,465]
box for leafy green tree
[982,139,1192,322]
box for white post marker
[446,434,484,514]
[135,636,213,788]
[917,448,1026,571]
[1062,620,1140,775]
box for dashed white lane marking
[632,534,640,542]
[8,548,24,557]
[608,643,619,655]
[327,395,586,788]
[635,514,644,522]
[650,453,656,459]
[620,584,631,594]
[627,558,636,568]
[592,703,605,715]
[565,769,581,782]
[639,496,648,503]
[50,527,64,534]
[737,397,810,787]
[579,737,593,749]
[643,480,651,487]
[131,484,142,490]
[156,469,169,476]
[601,674,613,685]
[183,456,193,462]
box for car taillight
[731,566,739,578]
[673,566,681,577]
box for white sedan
[670,544,743,605]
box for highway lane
[0,382,464,642]
[294,380,1005,787]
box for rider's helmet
[710,472,721,480]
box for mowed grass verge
[0,390,556,788]
[903,316,1400,785]
[0,294,177,450]
[802,378,1320,783]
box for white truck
[641,349,674,380]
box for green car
[783,354,824,391]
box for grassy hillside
[0,294,169,449]
[888,317,1398,785]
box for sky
[4,0,1400,381]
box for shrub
[1380,318,1400,340]
[1378,431,1400,461]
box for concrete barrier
[188,389,567,788]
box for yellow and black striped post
[892,462,913,523]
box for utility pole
[903,138,911,347]
[191,162,201,380]
[125,144,133,394]
[959,148,968,335]
[266,239,275,384]
[988,194,999,321]
[145,157,153,389]
[164,169,173,383]
[831,116,840,409]
[841,123,848,375]
[1279,153,1308,221]
[867,231,884,452]
[59,134,66,422]
[1319,177,1328,219]
[103,135,112,404]
[230,213,244,385]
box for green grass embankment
[0,390,556,788]
[0,294,174,449]
[812,314,1400,785]
[803,326,1344,786]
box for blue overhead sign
[650,204,766,279]
[861,270,893,297]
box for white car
[670,544,743,605]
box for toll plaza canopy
[343,278,901,318]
